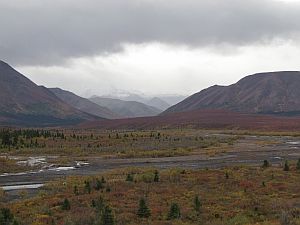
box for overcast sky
[1,0,300,97]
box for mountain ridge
[100,94,171,110]
[89,96,162,118]
[0,60,99,126]
[49,88,118,119]
[163,71,300,115]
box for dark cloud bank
[1,0,300,66]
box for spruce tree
[1,130,11,148]
[137,198,151,218]
[0,208,14,225]
[62,199,71,210]
[95,179,103,190]
[92,196,105,211]
[73,185,79,195]
[12,220,19,225]
[297,159,300,170]
[168,203,181,220]
[194,195,202,212]
[101,206,115,225]
[284,160,290,171]
[126,174,134,182]
[84,180,91,194]
[154,170,159,182]
[225,172,229,179]
[262,160,270,168]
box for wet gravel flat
[1,135,300,189]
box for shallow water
[1,183,44,191]
[48,166,76,171]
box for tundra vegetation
[0,128,240,170]
[1,164,300,224]
[1,128,300,224]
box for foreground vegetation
[2,162,300,225]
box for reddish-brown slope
[80,109,300,131]
[0,60,98,126]
[49,88,118,119]
[163,71,300,115]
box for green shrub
[136,172,155,183]
[226,214,251,225]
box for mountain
[0,60,99,126]
[100,93,170,110]
[118,93,147,103]
[101,93,145,102]
[146,97,170,111]
[163,71,300,115]
[158,95,187,106]
[81,109,300,131]
[89,96,162,118]
[49,88,118,119]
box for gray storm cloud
[1,0,300,66]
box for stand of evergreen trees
[0,128,65,149]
